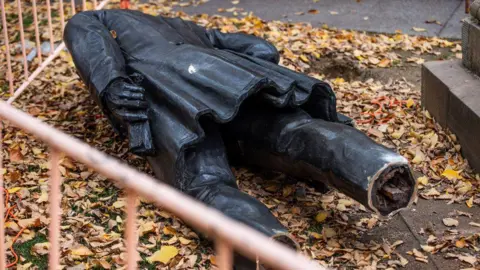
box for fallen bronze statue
[64,9,417,268]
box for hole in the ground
[307,58,366,81]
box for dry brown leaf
[9,147,23,162]
[32,242,50,255]
[466,196,474,208]
[179,237,192,245]
[18,217,41,228]
[469,222,480,227]
[71,245,94,256]
[443,218,459,227]
[412,27,427,32]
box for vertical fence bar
[71,0,76,15]
[216,240,233,270]
[0,121,5,269]
[82,0,86,11]
[126,190,137,270]
[59,0,65,32]
[32,0,42,63]
[46,0,55,55]
[17,0,29,78]
[0,0,14,95]
[48,149,62,269]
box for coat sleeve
[206,29,280,64]
[64,11,130,106]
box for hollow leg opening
[370,165,416,217]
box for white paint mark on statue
[188,64,197,74]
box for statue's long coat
[64,10,342,190]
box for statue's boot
[224,104,417,218]
[148,119,298,269]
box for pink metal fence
[0,1,326,269]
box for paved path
[175,0,469,39]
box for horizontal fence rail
[0,0,327,269]
[0,100,325,270]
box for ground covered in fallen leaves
[0,0,479,269]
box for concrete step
[422,60,480,170]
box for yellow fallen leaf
[300,55,309,63]
[310,232,322,239]
[147,246,179,264]
[466,196,474,208]
[71,245,93,256]
[179,237,192,245]
[455,238,466,248]
[417,176,429,186]
[7,187,21,193]
[333,77,345,85]
[315,211,329,223]
[163,226,177,235]
[441,169,463,180]
[406,98,415,108]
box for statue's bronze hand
[104,79,148,122]
[103,79,155,156]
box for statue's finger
[114,109,149,122]
[123,84,145,93]
[118,99,148,109]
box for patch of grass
[13,234,48,269]
[27,164,40,172]
[139,255,156,270]
[23,14,33,27]
[308,223,324,234]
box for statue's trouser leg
[224,104,416,218]
[147,119,298,268]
